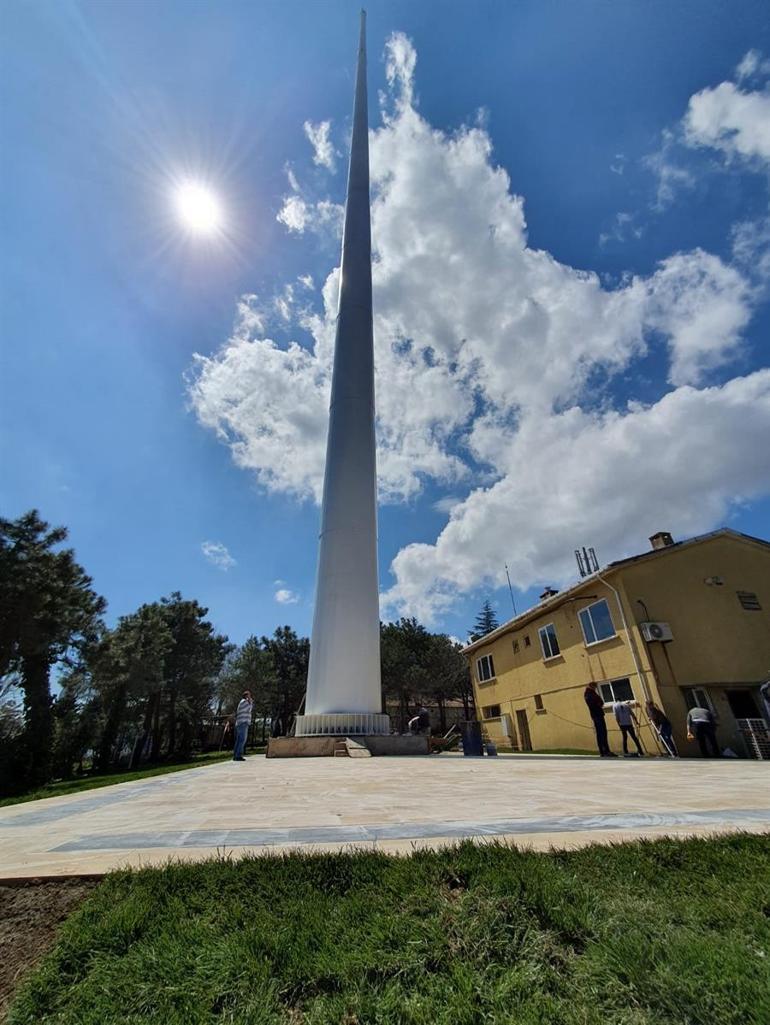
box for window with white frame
[483,704,501,719]
[476,654,495,682]
[538,623,560,659]
[578,599,615,645]
[598,678,634,703]
[683,687,715,713]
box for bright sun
[174,182,224,234]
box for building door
[516,710,532,752]
[726,689,760,719]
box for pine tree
[470,599,499,642]
[0,510,106,791]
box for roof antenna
[575,546,599,578]
[504,563,518,616]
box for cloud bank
[189,37,770,622]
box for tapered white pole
[296,11,388,737]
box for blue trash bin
[460,720,484,757]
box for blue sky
[2,0,769,646]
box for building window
[598,677,634,703]
[683,687,715,714]
[476,654,495,682]
[579,599,616,645]
[538,623,560,660]
[483,704,501,719]
[524,635,531,647]
[534,693,544,711]
[737,591,762,611]
[512,639,519,654]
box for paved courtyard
[1,753,769,879]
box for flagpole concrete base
[267,735,429,758]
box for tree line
[1,510,472,797]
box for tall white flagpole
[296,11,389,737]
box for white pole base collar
[295,713,390,736]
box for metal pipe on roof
[595,572,652,703]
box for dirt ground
[0,877,99,1021]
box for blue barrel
[460,720,484,757]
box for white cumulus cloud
[201,541,236,571]
[275,588,300,605]
[189,32,768,623]
[736,50,770,82]
[684,51,770,164]
[276,194,310,233]
[304,119,337,171]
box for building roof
[462,527,769,655]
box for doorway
[516,709,532,752]
[726,689,760,719]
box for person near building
[232,689,253,761]
[645,700,678,756]
[686,704,720,758]
[584,682,614,757]
[760,673,770,725]
[613,700,643,757]
[408,705,431,735]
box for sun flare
[174,182,224,234]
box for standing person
[760,672,770,726]
[408,705,431,735]
[646,700,678,757]
[232,689,253,762]
[584,682,614,757]
[613,701,643,757]
[686,703,720,758]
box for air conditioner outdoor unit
[640,621,673,643]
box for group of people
[228,684,734,761]
[584,681,721,758]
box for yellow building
[464,529,770,758]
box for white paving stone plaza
[1,753,769,879]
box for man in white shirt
[613,701,643,757]
[232,690,253,762]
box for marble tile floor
[1,754,768,879]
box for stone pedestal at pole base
[267,735,429,758]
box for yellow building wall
[470,534,770,757]
[617,535,770,757]
[471,579,658,754]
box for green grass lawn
[0,749,266,808]
[9,834,770,1025]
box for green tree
[91,594,228,770]
[380,620,474,732]
[93,602,172,771]
[380,618,433,730]
[0,510,105,791]
[470,599,499,642]
[51,670,102,779]
[216,637,277,718]
[422,633,474,730]
[260,626,309,735]
[0,679,23,753]
[158,593,229,760]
